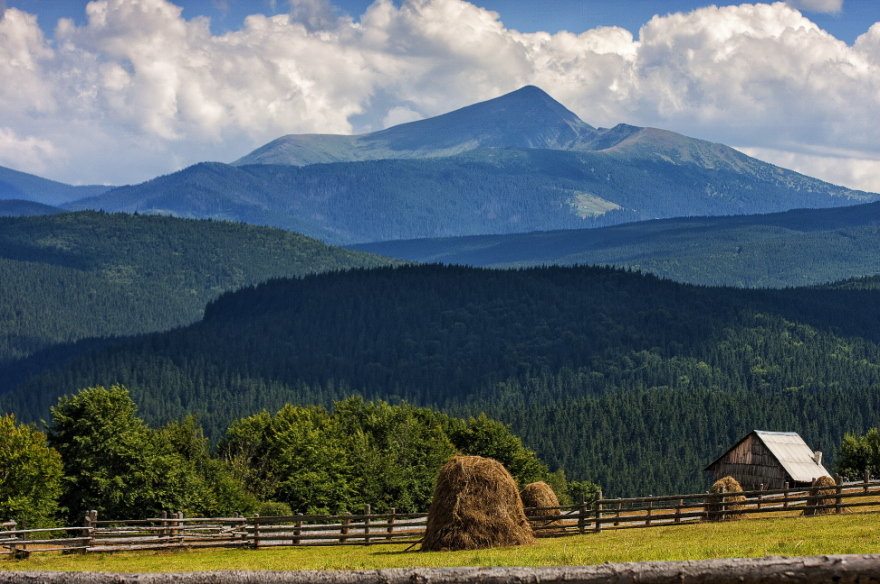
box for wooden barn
[704,430,829,491]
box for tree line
[0,385,594,528]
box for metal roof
[752,430,830,483]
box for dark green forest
[351,201,880,288]
[0,211,394,363]
[4,264,880,497]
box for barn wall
[707,434,788,490]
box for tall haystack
[804,475,839,516]
[706,475,746,521]
[521,481,561,528]
[421,455,535,551]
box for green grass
[4,513,880,573]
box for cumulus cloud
[0,127,58,174]
[0,0,878,193]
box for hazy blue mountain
[0,199,65,217]
[350,201,880,287]
[233,85,599,166]
[0,165,112,206]
[67,86,877,244]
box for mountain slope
[350,201,880,287]
[0,165,112,206]
[233,85,599,166]
[3,264,880,497]
[0,211,395,363]
[68,144,877,245]
[0,199,65,217]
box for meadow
[3,513,879,573]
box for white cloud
[0,0,878,193]
[738,146,880,194]
[785,0,843,14]
[0,127,58,175]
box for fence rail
[4,479,880,557]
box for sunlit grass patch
[4,513,880,573]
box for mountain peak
[370,85,595,151]
[234,86,597,166]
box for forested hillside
[0,212,394,363]
[351,201,880,287]
[3,264,880,497]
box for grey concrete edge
[4,555,880,584]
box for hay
[521,482,561,528]
[706,476,746,521]
[804,475,841,516]
[421,455,535,551]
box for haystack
[421,455,535,551]
[804,475,840,516]
[706,476,746,521]
[521,481,562,528]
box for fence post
[614,502,621,527]
[646,500,653,526]
[239,515,247,547]
[175,511,184,545]
[387,508,396,541]
[577,496,587,534]
[783,482,790,510]
[253,515,260,549]
[864,471,871,494]
[294,513,303,546]
[364,504,371,545]
[674,499,683,524]
[340,512,351,543]
[160,511,168,540]
[82,510,97,553]
[594,490,603,533]
[757,484,764,511]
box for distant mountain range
[0,199,65,217]
[351,201,880,288]
[0,165,111,206]
[46,86,878,244]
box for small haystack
[421,455,535,551]
[804,475,840,516]
[706,476,746,521]
[521,481,562,529]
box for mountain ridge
[233,86,600,166]
[349,200,880,287]
[61,85,879,244]
[0,165,112,206]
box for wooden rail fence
[4,479,880,557]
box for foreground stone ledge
[4,555,880,584]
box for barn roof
[753,431,830,482]
[705,430,830,482]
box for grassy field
[3,513,880,573]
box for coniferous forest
[3,263,880,497]
[0,212,394,364]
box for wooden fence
[4,480,880,557]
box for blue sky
[0,0,878,191]
[8,0,877,43]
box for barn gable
[704,430,830,491]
